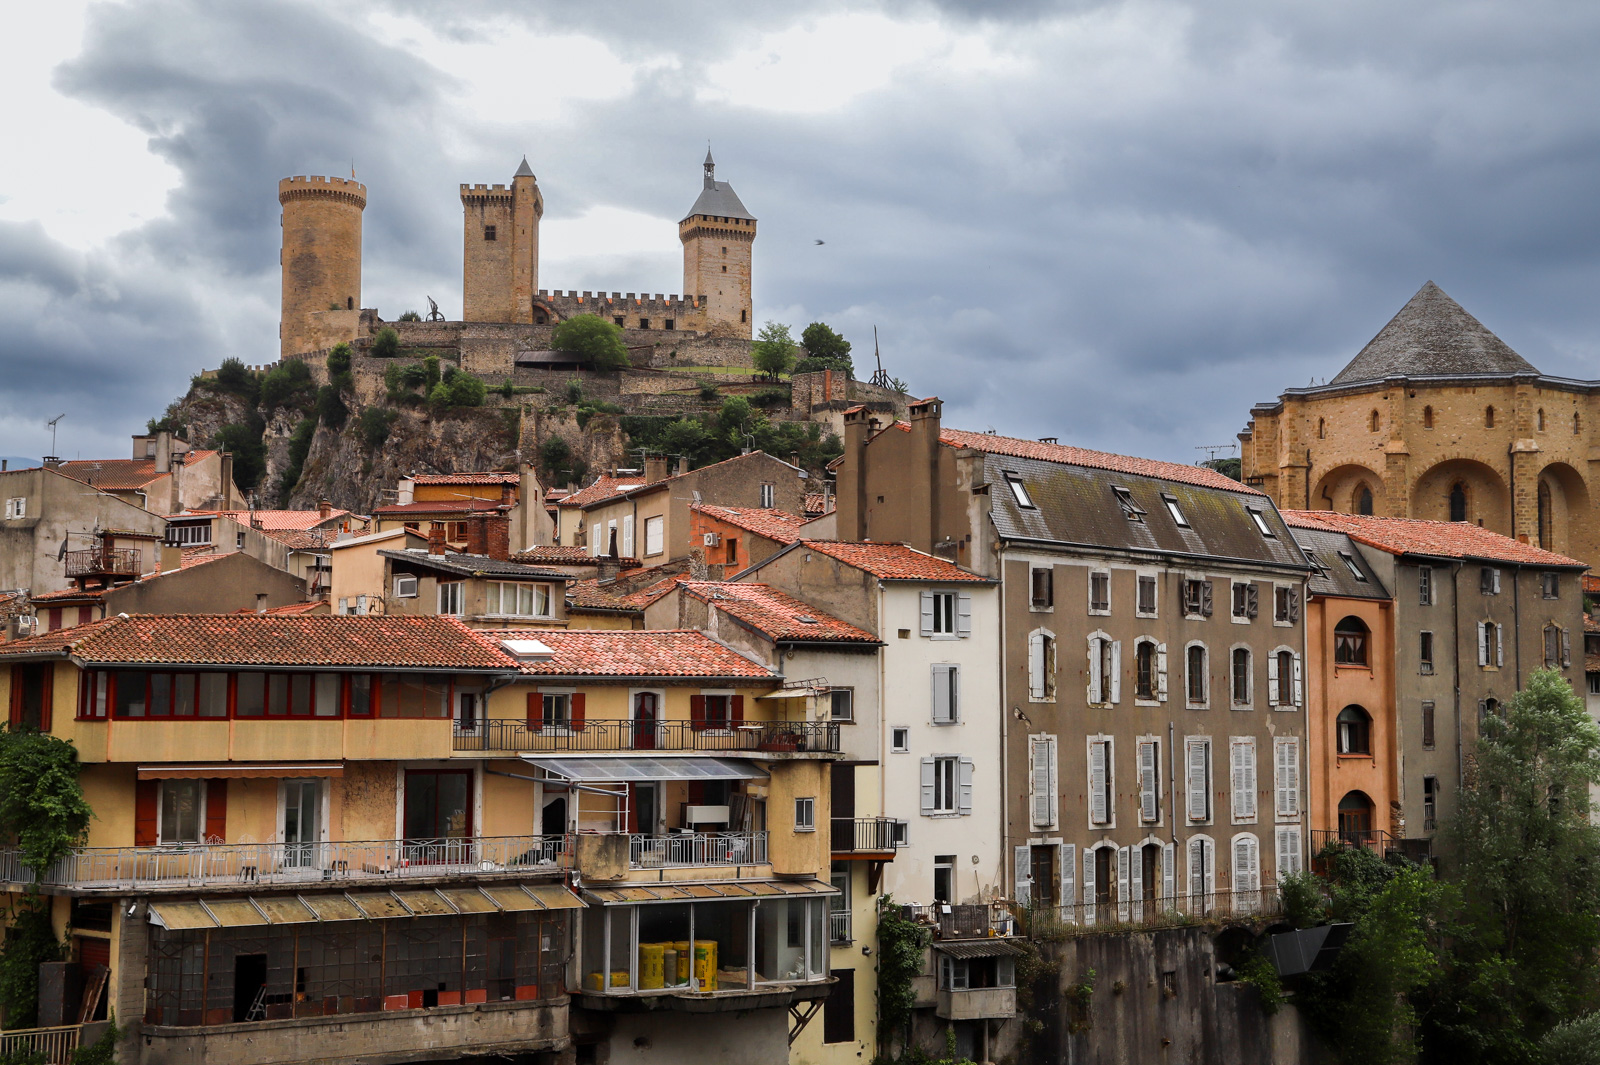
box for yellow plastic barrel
[638,943,665,990]
[670,941,691,983]
[694,942,717,991]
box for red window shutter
[8,666,20,728]
[731,695,744,725]
[688,781,705,805]
[135,781,158,846]
[527,691,543,731]
[38,668,51,733]
[570,693,586,731]
[690,694,707,732]
[626,783,639,834]
[205,780,228,842]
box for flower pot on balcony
[758,733,802,752]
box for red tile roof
[556,475,652,509]
[792,540,991,582]
[511,546,635,567]
[691,505,807,545]
[57,452,219,492]
[372,499,506,516]
[30,552,229,603]
[803,493,834,518]
[206,509,351,531]
[234,601,329,616]
[565,572,686,612]
[1584,575,1600,596]
[1282,511,1587,567]
[0,614,517,669]
[935,428,1260,494]
[681,582,878,643]
[409,473,519,486]
[495,629,776,679]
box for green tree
[876,895,931,1057]
[212,358,260,404]
[359,408,399,449]
[428,371,487,409]
[371,326,401,359]
[398,310,422,322]
[1424,669,1600,1060]
[212,423,267,491]
[539,435,573,481]
[797,321,853,376]
[326,342,354,388]
[552,315,629,370]
[278,418,317,499]
[0,898,60,1030]
[260,359,316,413]
[0,729,93,874]
[750,321,797,380]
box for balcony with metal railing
[0,1026,81,1065]
[828,908,852,944]
[0,835,569,893]
[830,817,899,857]
[454,718,840,754]
[628,831,767,869]
[64,546,141,578]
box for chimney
[500,482,515,507]
[645,455,669,483]
[428,525,447,555]
[907,397,944,554]
[464,514,490,556]
[596,556,621,582]
[219,452,236,506]
[318,499,332,519]
[675,456,689,477]
[255,593,268,614]
[838,407,873,540]
[486,514,511,561]
[43,457,62,469]
[154,432,172,475]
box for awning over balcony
[520,754,769,783]
[582,878,838,905]
[137,763,344,779]
[147,883,582,929]
[932,939,1031,959]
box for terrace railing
[830,817,899,855]
[455,718,840,754]
[627,831,767,869]
[0,1026,80,1065]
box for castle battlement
[460,183,514,203]
[537,290,704,310]
[278,175,367,207]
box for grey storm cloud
[4,0,1600,466]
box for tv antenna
[45,414,66,460]
[1195,443,1237,464]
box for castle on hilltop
[278,151,757,359]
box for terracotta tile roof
[510,546,640,568]
[0,614,518,669]
[1282,511,1588,567]
[566,572,686,613]
[495,629,776,679]
[56,451,219,492]
[31,552,229,604]
[261,529,334,551]
[791,540,991,582]
[207,509,351,531]
[681,582,878,643]
[691,505,807,544]
[409,473,519,486]
[936,428,1260,495]
[556,475,650,509]
[30,587,106,603]
[1584,575,1600,596]
[1586,611,1599,634]
[803,493,834,518]
[238,600,328,616]
[372,499,506,516]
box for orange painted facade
[1304,592,1399,840]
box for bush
[359,408,399,449]
[539,436,573,479]
[698,383,720,401]
[750,321,797,380]
[0,729,93,874]
[213,357,260,403]
[752,386,790,408]
[429,371,487,409]
[278,418,316,498]
[564,379,584,405]
[1280,871,1326,929]
[212,423,267,491]
[398,311,422,322]
[326,343,353,391]
[260,359,316,413]
[371,327,401,359]
[551,315,629,370]
[499,379,515,398]
[315,385,348,430]
[70,1015,118,1065]
[0,898,60,1031]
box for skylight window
[1248,509,1275,538]
[1162,495,1189,528]
[1304,552,1330,580]
[1004,474,1035,509]
[1338,551,1368,582]
[1111,486,1146,522]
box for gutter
[997,534,1314,577]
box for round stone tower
[278,175,366,358]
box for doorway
[404,770,472,863]
[1094,847,1114,910]
[1030,846,1057,908]
[233,954,267,1022]
[282,779,320,869]
[1142,843,1162,902]
[632,692,659,750]
[635,783,658,836]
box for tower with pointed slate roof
[1241,281,1600,565]
[679,149,757,338]
[460,156,543,324]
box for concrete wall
[103,553,308,616]
[0,467,168,597]
[591,1007,787,1065]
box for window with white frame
[921,590,970,638]
[1136,574,1158,616]
[1089,571,1111,614]
[487,582,553,617]
[1232,833,1261,893]
[1030,567,1054,609]
[1419,566,1435,606]
[1274,737,1300,819]
[1111,485,1145,522]
[394,575,418,598]
[1230,647,1252,706]
[1543,624,1571,669]
[1267,648,1301,708]
[1186,737,1212,822]
[1230,737,1257,823]
[1183,578,1213,618]
[3,497,25,520]
[1247,508,1275,538]
[1274,585,1300,623]
[589,522,603,557]
[644,515,664,557]
[1543,572,1561,599]
[1162,494,1189,527]
[1276,826,1303,878]
[891,727,910,752]
[1231,581,1257,621]
[159,780,205,845]
[1029,734,1058,829]
[621,515,635,558]
[1339,553,1367,582]
[931,664,960,723]
[542,692,571,729]
[1087,737,1114,826]
[167,523,210,546]
[921,755,972,816]
[1138,738,1161,823]
[829,688,853,722]
[1134,638,1166,702]
[1478,621,1504,668]
[1186,643,1209,707]
[1087,632,1119,705]
[1028,629,1057,701]
[1480,566,1501,595]
[437,581,464,615]
[1004,474,1034,509]
[1187,834,1215,899]
[795,797,815,831]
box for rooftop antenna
[869,326,890,389]
[1195,443,1238,465]
[45,414,66,461]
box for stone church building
[1241,282,1600,567]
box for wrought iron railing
[64,547,141,577]
[831,817,899,854]
[628,831,767,868]
[454,718,840,754]
[0,1026,80,1065]
[1034,884,1281,930]
[829,908,853,944]
[0,835,570,891]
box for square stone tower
[679,150,756,338]
[461,157,543,323]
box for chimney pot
[318,499,332,519]
[428,526,447,555]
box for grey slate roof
[1288,527,1389,600]
[986,455,1311,572]
[684,181,754,221]
[379,550,571,582]
[1329,281,1539,384]
[514,156,534,178]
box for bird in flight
[814,239,825,245]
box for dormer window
[1162,495,1189,528]
[1111,486,1145,522]
[1004,474,1034,509]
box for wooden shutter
[1496,625,1504,667]
[1060,844,1076,922]
[1492,569,1501,594]
[527,691,543,731]
[1288,589,1300,622]
[920,758,936,815]
[931,666,951,723]
[1116,846,1131,921]
[919,592,934,636]
[1013,845,1031,906]
[1277,827,1301,877]
[204,780,228,842]
[1082,848,1097,925]
[1162,842,1175,901]
[731,695,744,725]
[1233,739,1257,821]
[570,692,586,731]
[1233,837,1252,892]
[958,758,973,815]
[956,592,972,637]
[1275,739,1297,818]
[1044,635,1056,698]
[1156,643,1168,702]
[135,780,158,847]
[1187,739,1209,821]
[1266,653,1280,707]
[1477,622,1488,666]
[1031,737,1055,827]
[1203,838,1216,896]
[1129,846,1143,921]
[1200,581,1214,617]
[1087,638,1104,704]
[1292,653,1303,706]
[1089,741,1109,825]
[690,694,707,731]
[1028,632,1045,700]
[1139,740,1158,822]
[1563,628,1572,667]
[1109,641,1122,704]
[1246,585,1259,619]
[1188,837,1205,899]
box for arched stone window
[1485,406,1496,428]
[1337,706,1373,754]
[1537,408,1546,432]
[1357,485,1374,515]
[1369,410,1380,432]
[1422,405,1434,429]
[1337,790,1374,842]
[1449,483,1468,523]
[1317,418,1325,439]
[1334,616,1369,665]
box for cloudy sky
[5,1,1600,467]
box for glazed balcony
[453,718,840,755]
[0,835,569,894]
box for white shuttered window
[1185,737,1211,822]
[1088,738,1114,826]
[1274,737,1301,819]
[1030,735,1058,828]
[1138,739,1160,823]
[1230,738,1258,822]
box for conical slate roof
[683,151,754,222]
[1329,281,1538,384]
[514,156,535,178]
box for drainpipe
[997,552,1009,905]
[1452,562,1463,794]
[1512,563,1522,689]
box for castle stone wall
[279,176,365,358]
